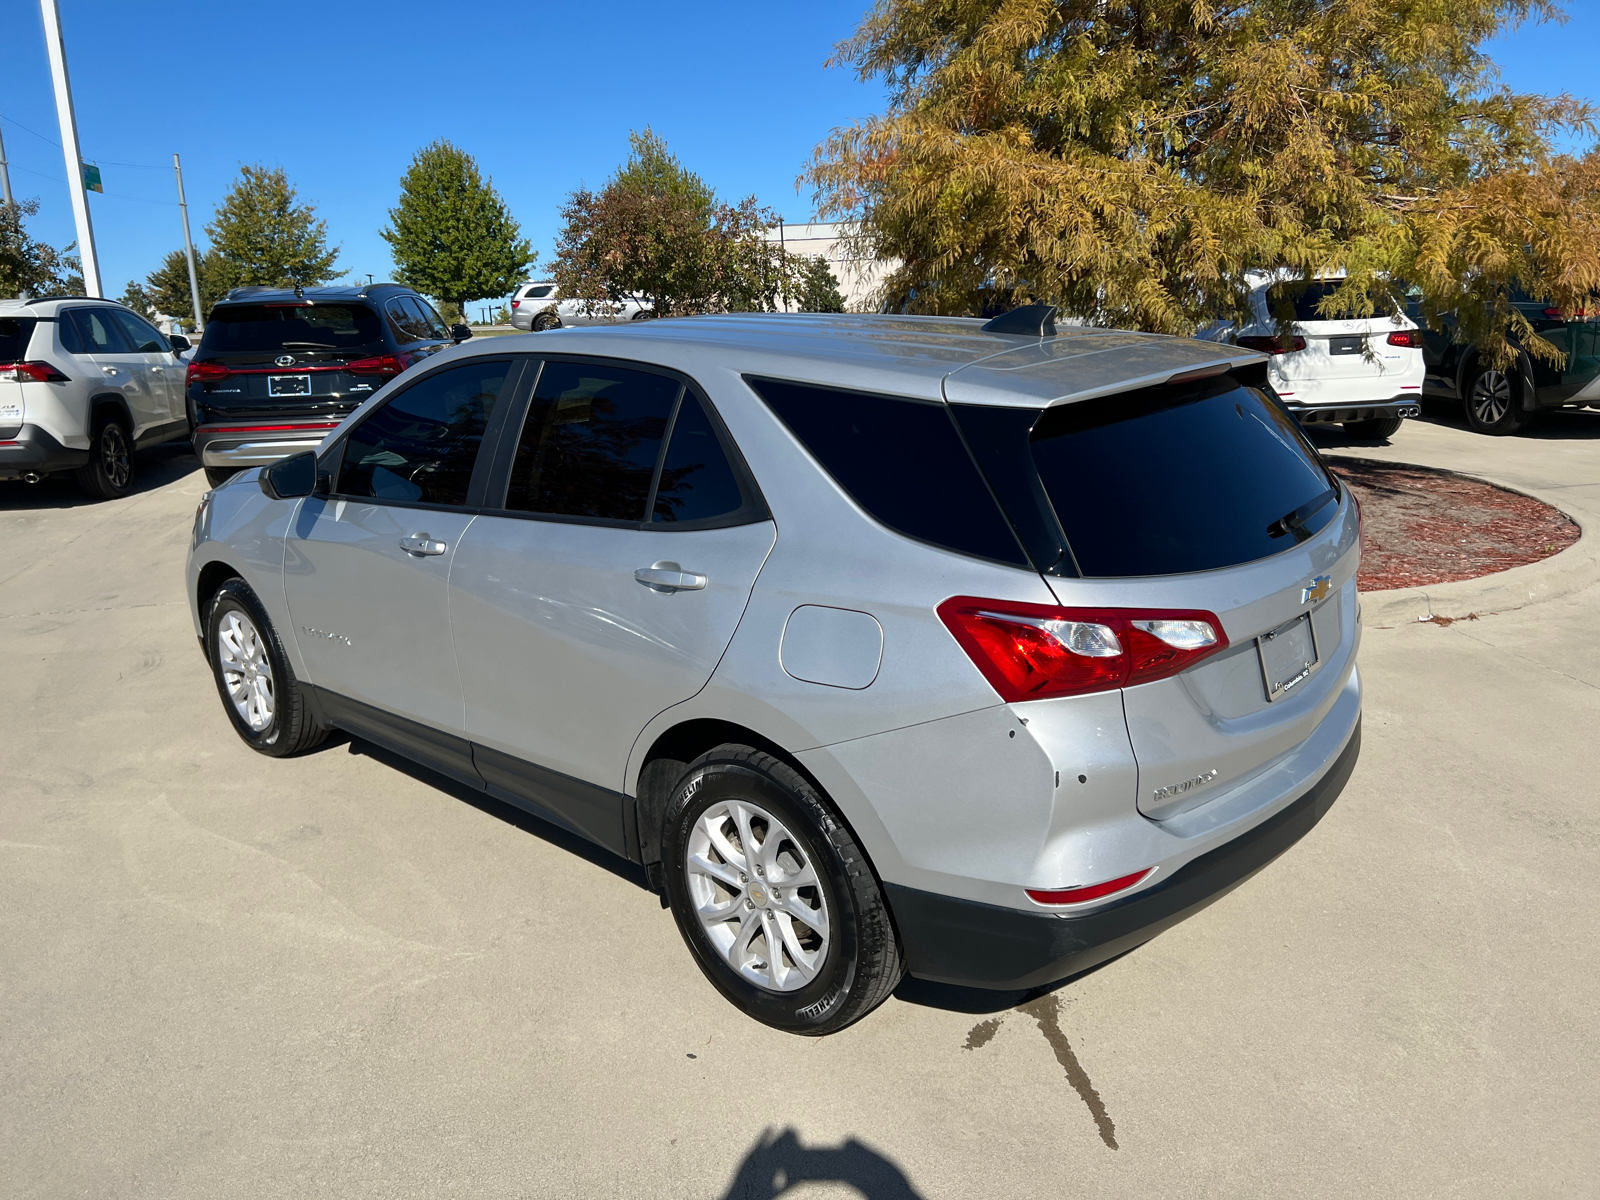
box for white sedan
[509,281,649,331]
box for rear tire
[532,311,560,332]
[662,745,903,1035]
[1342,415,1404,440]
[1465,364,1531,435]
[206,578,329,757]
[205,466,239,487]
[74,416,134,501]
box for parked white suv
[508,280,649,331]
[1,296,191,499]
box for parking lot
[2,413,1597,1198]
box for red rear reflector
[4,360,71,383]
[346,353,409,376]
[1028,868,1154,906]
[1236,335,1307,355]
[1386,330,1420,348]
[937,598,1228,702]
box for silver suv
[186,310,1363,1034]
[2,296,191,499]
[509,280,648,331]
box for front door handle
[634,561,706,592]
[400,533,447,556]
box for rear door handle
[400,533,447,556]
[102,366,119,375]
[634,561,706,592]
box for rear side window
[524,285,554,299]
[0,318,37,362]
[746,377,1028,567]
[504,360,679,520]
[337,360,510,506]
[63,309,132,354]
[202,304,381,353]
[652,392,745,524]
[409,297,451,340]
[954,378,1338,578]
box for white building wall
[766,221,897,313]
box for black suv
[189,284,468,484]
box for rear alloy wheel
[206,579,328,757]
[663,745,903,1035]
[74,417,134,500]
[532,312,561,332]
[1341,415,1404,441]
[1465,364,1531,435]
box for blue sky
[1,1,1596,308]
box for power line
[0,114,171,170]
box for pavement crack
[1452,628,1600,692]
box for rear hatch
[191,301,395,423]
[1256,281,1417,397]
[946,349,1360,822]
[0,315,36,435]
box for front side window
[504,360,680,520]
[109,310,169,353]
[202,304,382,354]
[63,309,132,355]
[337,360,510,506]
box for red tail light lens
[510,299,521,309]
[186,360,232,385]
[1027,868,1154,906]
[937,597,1229,701]
[1236,335,1307,355]
[345,353,409,377]
[1386,330,1420,348]
[4,360,71,383]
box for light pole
[0,117,14,210]
[173,154,204,331]
[40,0,102,297]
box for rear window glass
[956,378,1338,578]
[1266,281,1401,323]
[0,317,37,362]
[202,304,382,353]
[747,377,1028,567]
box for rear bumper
[1284,396,1421,425]
[193,423,339,468]
[0,424,91,477]
[885,719,1361,990]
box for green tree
[119,280,153,315]
[0,198,81,298]
[553,129,789,317]
[808,0,1600,369]
[793,256,847,312]
[382,140,533,318]
[144,249,227,324]
[205,165,341,291]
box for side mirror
[168,334,191,352]
[451,323,473,342]
[259,451,319,501]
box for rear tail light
[4,361,71,383]
[1027,868,1154,906]
[186,360,232,385]
[345,353,409,377]
[1386,330,1420,348]
[1236,335,1307,355]
[936,597,1229,702]
[511,300,521,309]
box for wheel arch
[1458,345,1540,411]
[88,394,134,432]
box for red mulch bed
[1327,460,1580,591]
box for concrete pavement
[2,418,1596,1198]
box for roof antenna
[293,280,304,299]
[981,303,1058,337]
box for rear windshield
[1266,281,1401,323]
[953,378,1338,577]
[0,317,38,362]
[201,304,382,353]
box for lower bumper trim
[0,424,90,477]
[885,719,1361,991]
[1286,397,1421,424]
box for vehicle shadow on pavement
[1305,404,1600,450]
[720,1127,926,1200]
[0,441,201,510]
[340,735,651,890]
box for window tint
[747,377,1027,567]
[109,310,169,353]
[409,296,451,340]
[653,392,745,524]
[504,360,679,521]
[0,317,37,362]
[337,360,509,506]
[954,378,1337,578]
[64,309,132,354]
[202,304,382,353]
[524,285,554,299]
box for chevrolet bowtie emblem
[1302,575,1331,604]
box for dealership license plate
[1328,335,1363,356]
[267,374,311,397]
[1258,612,1319,701]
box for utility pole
[173,153,204,331]
[0,117,14,210]
[39,0,101,296]
[777,217,788,313]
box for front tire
[75,416,134,500]
[1465,364,1531,434]
[662,745,903,1035]
[1342,415,1404,440]
[206,579,328,757]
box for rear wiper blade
[280,341,337,349]
[1267,488,1336,542]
